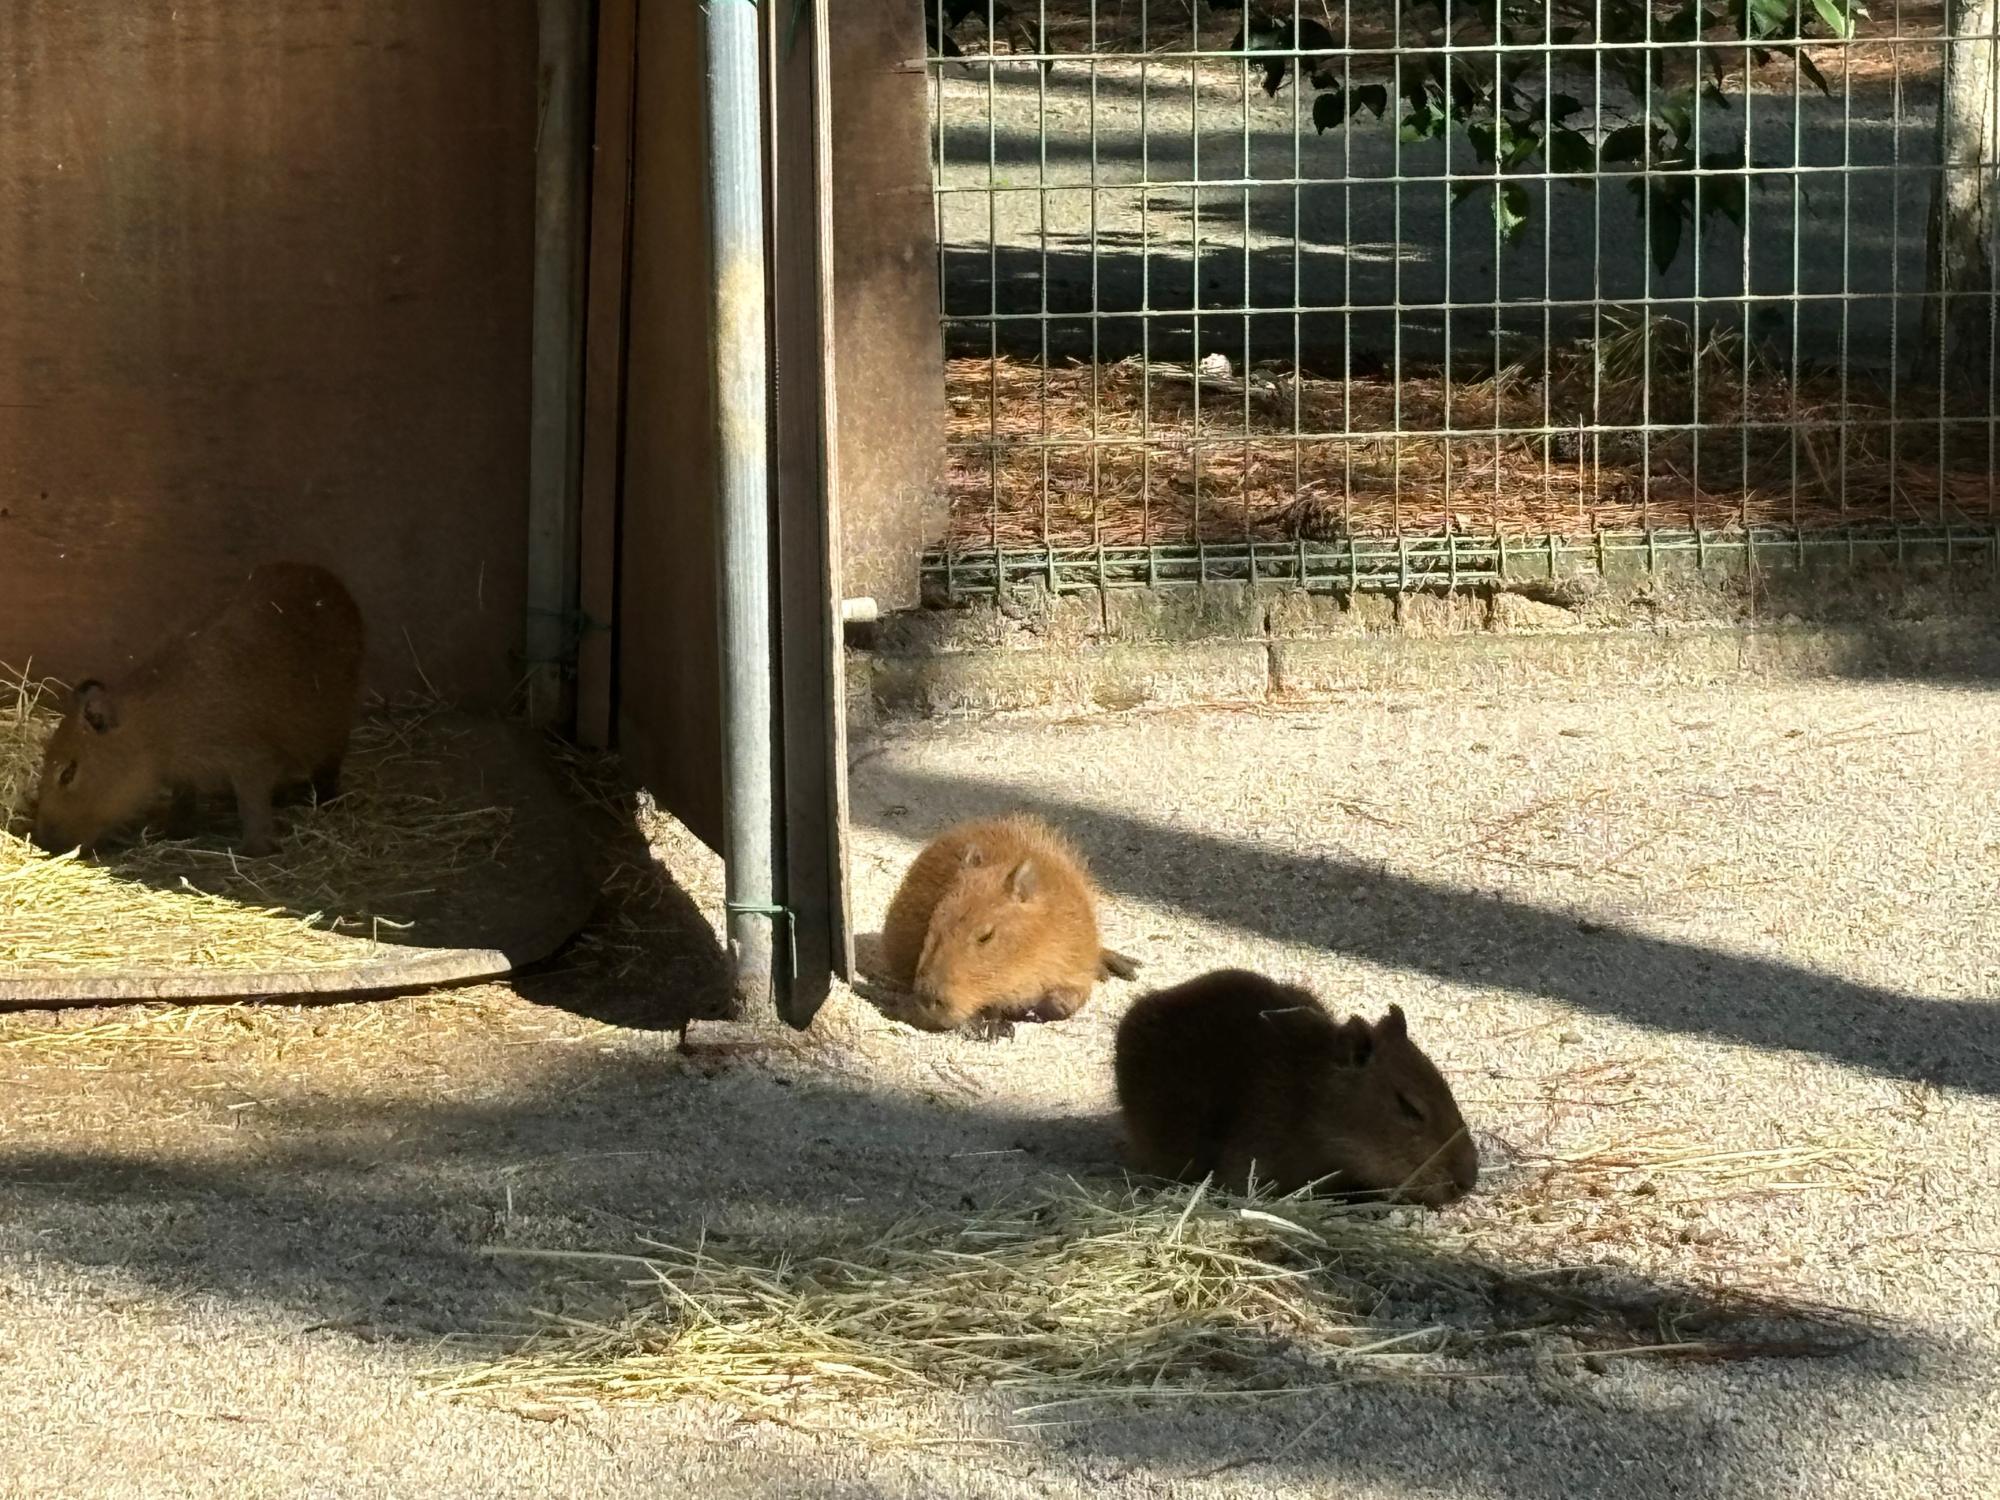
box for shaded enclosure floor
[2,675,1997,1498]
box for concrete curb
[853,616,2000,722]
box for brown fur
[880,814,1134,1031]
[31,561,365,857]
[1113,969,1479,1207]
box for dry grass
[943,345,1998,549]
[0,671,514,979]
[0,1000,258,1055]
[436,1130,1879,1424]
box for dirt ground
[3,670,1997,1499]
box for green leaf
[1810,0,1857,38]
[1548,127,1595,175]
[1799,48,1832,96]
[1546,93,1585,124]
[1401,100,1444,143]
[1599,124,1650,164]
[1468,120,1499,165]
[1351,84,1389,119]
[1663,0,1704,40]
[1743,0,1791,38]
[1657,98,1692,147]
[1497,181,1532,239]
[1647,187,1685,275]
[1313,90,1348,134]
[1503,123,1543,170]
[1452,179,1486,206]
[1447,60,1484,113]
[1704,174,1747,230]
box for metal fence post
[706,0,782,1025]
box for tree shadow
[1824,610,2000,691]
[852,769,2000,1097]
[936,88,1944,374]
[0,1040,1932,1499]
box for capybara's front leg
[1018,984,1090,1024]
[164,783,201,839]
[310,755,344,804]
[229,769,280,857]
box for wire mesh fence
[924,0,2000,598]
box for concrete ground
[3,668,1997,1498]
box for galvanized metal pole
[705,0,782,1024]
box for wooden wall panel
[0,1,537,705]
[827,2,946,612]
[613,0,724,850]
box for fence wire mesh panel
[923,0,2000,597]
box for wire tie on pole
[724,900,798,982]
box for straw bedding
[0,666,514,978]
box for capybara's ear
[1376,1004,1408,1041]
[75,680,117,734]
[960,841,985,869]
[1006,857,1038,901]
[1328,1014,1376,1069]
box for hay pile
[943,345,1996,550]
[0,668,513,979]
[438,1136,1875,1422]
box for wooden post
[826,2,947,612]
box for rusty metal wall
[0,2,537,705]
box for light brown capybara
[1114,968,1479,1207]
[32,561,364,858]
[880,814,1137,1032]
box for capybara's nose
[1451,1136,1482,1195]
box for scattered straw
[435,1148,1876,1422]
[0,660,47,830]
[0,1002,254,1054]
[0,673,515,977]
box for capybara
[31,561,364,857]
[1114,968,1478,1206]
[880,814,1137,1032]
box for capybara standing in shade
[32,561,364,858]
[1114,969,1479,1207]
[880,814,1137,1032]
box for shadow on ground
[853,770,2000,1097]
[0,1042,1923,1500]
[507,747,732,1033]
[1827,615,2000,691]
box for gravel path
[3,673,1996,1498]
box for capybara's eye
[57,762,78,788]
[1395,1092,1426,1124]
[977,928,995,945]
